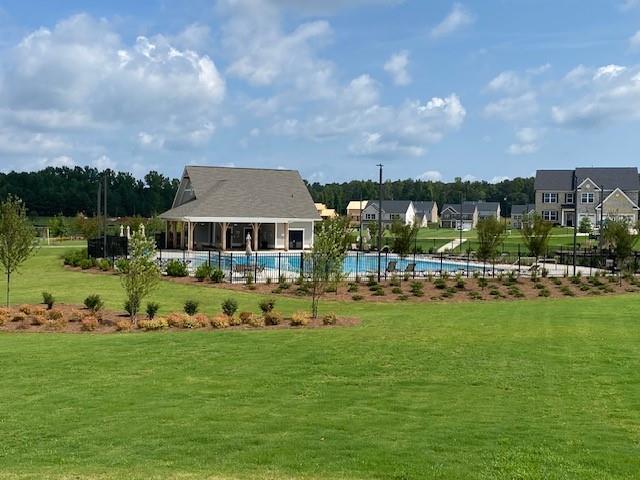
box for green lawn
[0,247,639,479]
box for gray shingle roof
[511,204,536,215]
[367,200,413,214]
[442,203,477,214]
[474,201,500,214]
[535,168,640,191]
[413,201,435,214]
[160,166,320,220]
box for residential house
[361,200,416,228]
[534,167,640,227]
[346,200,368,226]
[314,203,337,220]
[160,166,321,251]
[476,201,501,220]
[439,202,478,229]
[510,204,536,229]
[413,201,439,227]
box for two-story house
[534,167,640,227]
[413,201,439,227]
[346,200,368,226]
[510,204,536,229]
[439,201,500,229]
[361,200,416,228]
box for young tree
[602,219,638,273]
[0,196,38,306]
[307,217,351,318]
[578,216,592,234]
[74,214,100,239]
[520,213,553,262]
[121,226,161,323]
[390,220,419,258]
[475,217,507,266]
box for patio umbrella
[246,233,253,257]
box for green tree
[120,226,161,323]
[48,214,69,237]
[520,213,553,262]
[307,217,351,318]
[74,214,100,239]
[0,196,38,306]
[390,220,419,258]
[475,217,507,265]
[602,219,638,273]
[578,216,592,234]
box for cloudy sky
[1,0,640,182]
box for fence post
[466,250,470,278]
[255,252,258,281]
[218,250,221,271]
[440,252,443,276]
[159,247,162,262]
[355,251,359,282]
[413,250,416,279]
[278,251,281,281]
[385,251,388,280]
[208,250,211,268]
[230,251,233,284]
[517,244,521,276]
[300,252,304,278]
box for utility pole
[103,171,108,258]
[572,171,578,276]
[359,190,363,251]
[599,184,605,251]
[459,192,463,254]
[377,164,383,282]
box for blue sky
[1,0,640,183]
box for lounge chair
[385,260,398,274]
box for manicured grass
[0,247,640,479]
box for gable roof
[511,204,536,215]
[346,200,368,211]
[535,167,640,191]
[366,200,413,214]
[475,201,500,214]
[160,166,320,220]
[442,203,477,215]
[413,201,436,213]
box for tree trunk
[5,272,9,307]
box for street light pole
[572,171,578,276]
[459,192,463,254]
[377,164,383,283]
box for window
[365,213,376,220]
[542,211,558,222]
[581,192,594,203]
[390,214,401,220]
[565,193,574,204]
[543,193,558,203]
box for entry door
[289,230,303,250]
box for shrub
[372,287,385,296]
[210,314,229,329]
[17,318,30,329]
[183,299,199,316]
[222,298,238,317]
[69,309,83,322]
[138,318,168,331]
[455,278,466,290]
[290,311,310,326]
[239,311,254,324]
[146,302,160,319]
[246,314,264,328]
[245,272,254,286]
[580,284,591,292]
[434,279,446,290]
[570,276,582,285]
[84,294,104,312]
[389,275,401,287]
[347,283,359,293]
[195,264,213,281]
[18,304,32,315]
[366,275,377,287]
[115,258,130,273]
[31,314,47,326]
[322,312,337,326]
[538,288,550,297]
[63,249,88,267]
[552,277,562,286]
[123,299,134,317]
[183,314,208,329]
[478,277,488,289]
[391,287,403,294]
[115,319,133,332]
[210,268,225,283]
[228,315,242,326]
[12,313,26,323]
[80,315,100,331]
[352,294,364,301]
[167,312,190,328]
[397,294,409,301]
[31,306,46,317]
[165,259,188,277]
[258,298,276,313]
[48,316,68,330]
[0,314,7,326]
[468,291,482,300]
[264,311,283,326]
[79,258,95,270]
[560,286,575,297]
[97,259,112,271]
[489,288,501,296]
[42,292,55,309]
[47,309,64,321]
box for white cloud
[384,50,411,86]
[94,155,117,170]
[39,155,75,168]
[593,64,626,80]
[506,128,541,156]
[621,0,640,10]
[343,74,380,107]
[416,170,443,181]
[563,65,591,86]
[431,3,474,38]
[349,131,426,157]
[487,71,528,94]
[490,175,510,184]
[484,92,538,120]
[527,63,551,75]
[630,30,640,50]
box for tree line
[0,166,535,218]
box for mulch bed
[0,303,360,334]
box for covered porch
[163,218,313,251]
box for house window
[390,214,401,220]
[543,193,558,203]
[365,213,376,220]
[581,192,594,203]
[542,211,558,222]
[565,193,574,204]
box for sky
[1,0,640,183]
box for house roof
[413,201,436,214]
[475,201,500,214]
[160,165,321,221]
[367,200,412,214]
[511,204,536,215]
[535,167,640,191]
[442,203,477,214]
[346,200,368,211]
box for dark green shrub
[195,264,213,281]
[552,277,562,286]
[264,311,283,326]
[352,294,364,301]
[79,258,94,270]
[389,275,401,287]
[84,294,104,312]
[166,259,188,277]
[478,277,488,289]
[258,298,276,313]
[221,298,238,317]
[468,291,482,300]
[455,278,466,289]
[347,283,358,293]
[210,268,225,283]
[62,249,88,267]
[397,294,409,301]
[391,287,403,294]
[42,291,55,310]
[372,287,385,296]
[560,286,575,297]
[184,300,199,315]
[115,258,130,273]
[434,278,446,289]
[538,288,550,297]
[97,259,112,271]
[146,302,160,319]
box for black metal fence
[87,236,129,259]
